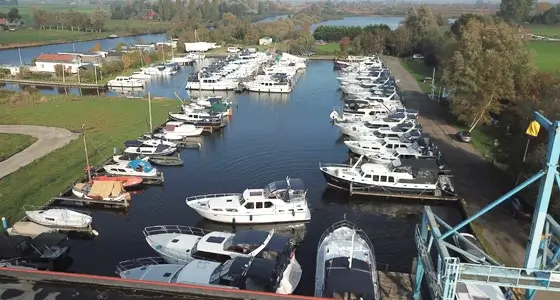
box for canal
[56,60,464,296]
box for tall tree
[404,5,438,49]
[6,7,20,22]
[90,7,108,32]
[442,19,534,132]
[499,0,536,23]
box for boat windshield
[239,198,246,206]
[373,131,384,138]
[209,259,234,285]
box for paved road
[0,125,80,179]
[384,57,555,299]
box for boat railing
[116,256,166,274]
[317,220,377,260]
[23,205,92,216]
[185,193,240,202]
[143,225,211,237]
[319,162,352,168]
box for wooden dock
[348,184,458,201]
[379,271,416,300]
[0,78,107,88]
[51,196,130,208]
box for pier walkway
[0,125,80,179]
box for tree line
[32,7,108,32]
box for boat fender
[249,215,252,222]
[329,111,339,120]
[292,209,295,217]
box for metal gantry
[413,111,560,300]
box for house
[34,54,80,73]
[146,9,158,20]
[58,52,104,65]
[259,37,273,46]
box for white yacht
[367,146,438,165]
[344,139,414,156]
[103,160,161,179]
[186,75,238,91]
[162,121,205,137]
[118,253,301,294]
[347,122,422,141]
[130,71,152,80]
[315,219,381,300]
[320,157,454,194]
[244,76,292,93]
[337,113,416,136]
[186,177,311,224]
[107,76,145,88]
[168,112,225,129]
[143,225,298,266]
[25,208,92,229]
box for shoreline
[0,30,166,50]
[205,52,336,60]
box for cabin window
[171,239,179,243]
[365,174,372,179]
[192,251,231,262]
[206,236,226,243]
[212,208,223,211]
[264,201,273,208]
[245,202,254,209]
[163,272,172,277]
[249,191,262,197]
[381,176,388,182]
[225,208,237,212]
[373,175,380,181]
[45,217,55,221]
[256,202,263,209]
[388,177,395,183]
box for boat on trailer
[315,219,381,300]
[186,177,311,224]
[25,208,92,229]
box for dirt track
[383,56,556,299]
[0,125,80,179]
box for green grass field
[315,42,339,54]
[0,133,37,162]
[2,5,103,24]
[0,94,176,222]
[401,59,434,93]
[529,40,560,72]
[525,24,560,38]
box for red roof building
[36,54,75,63]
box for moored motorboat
[72,181,131,202]
[315,219,381,300]
[124,144,177,156]
[103,160,161,179]
[186,177,311,224]
[162,121,205,137]
[117,254,301,294]
[25,208,92,229]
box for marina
[2,29,560,300]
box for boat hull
[191,207,311,224]
[93,176,143,189]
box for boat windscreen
[323,257,374,299]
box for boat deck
[346,183,458,201]
[8,219,96,237]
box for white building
[184,42,219,52]
[34,53,81,74]
[259,37,273,46]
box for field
[525,24,560,38]
[0,94,176,222]
[0,133,37,162]
[0,5,170,48]
[529,40,560,72]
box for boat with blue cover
[103,159,162,179]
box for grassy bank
[525,24,560,38]
[529,40,560,72]
[0,133,37,162]
[0,94,176,223]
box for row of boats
[326,55,506,300]
[319,56,455,197]
[186,50,307,93]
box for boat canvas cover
[323,257,375,300]
[268,178,305,192]
[32,233,68,248]
[87,181,125,198]
[0,236,31,258]
[127,160,154,172]
[124,140,144,147]
[228,257,278,291]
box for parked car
[227,47,240,53]
[456,131,472,143]
[413,54,424,59]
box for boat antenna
[343,213,347,220]
[82,124,91,182]
[286,176,291,189]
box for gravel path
[0,125,80,179]
[384,56,555,299]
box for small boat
[130,71,152,80]
[103,160,161,179]
[162,121,205,137]
[112,154,150,164]
[108,34,118,39]
[108,76,145,88]
[149,155,184,166]
[452,233,487,264]
[117,255,301,294]
[0,233,71,270]
[25,208,92,229]
[124,139,176,148]
[315,219,381,300]
[91,175,143,189]
[124,144,177,156]
[186,177,311,224]
[72,180,131,202]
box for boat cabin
[209,256,281,292]
[323,257,378,300]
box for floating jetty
[348,184,458,201]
